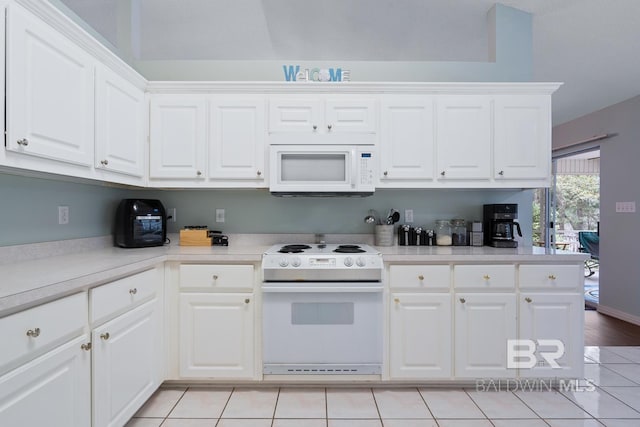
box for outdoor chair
[578,231,599,277]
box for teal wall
[0,173,130,246]
[132,4,532,82]
[0,171,533,247]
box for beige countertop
[0,238,587,316]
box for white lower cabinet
[454,293,517,378]
[92,299,162,427]
[519,293,583,378]
[179,293,255,379]
[389,293,452,379]
[0,334,91,426]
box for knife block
[179,229,212,246]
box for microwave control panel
[359,150,374,186]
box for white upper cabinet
[379,96,435,182]
[6,3,94,167]
[149,94,207,179]
[95,65,146,179]
[494,95,551,182]
[209,97,266,182]
[269,96,376,137]
[436,96,492,181]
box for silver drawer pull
[100,159,109,166]
[17,138,29,146]
[213,275,219,280]
[129,288,138,295]
[548,274,556,280]
[100,333,110,341]
[81,342,92,351]
[26,328,41,338]
[483,275,490,280]
[525,297,533,303]
[418,275,424,281]
[244,298,250,304]
[459,298,466,304]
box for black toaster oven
[114,199,166,248]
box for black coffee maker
[483,204,522,248]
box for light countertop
[0,238,587,316]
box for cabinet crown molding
[146,81,562,95]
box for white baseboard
[597,304,640,326]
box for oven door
[262,283,383,375]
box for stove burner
[278,244,312,254]
[333,244,365,254]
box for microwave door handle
[351,149,357,188]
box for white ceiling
[58,0,640,125]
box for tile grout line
[214,386,235,427]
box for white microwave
[269,145,376,196]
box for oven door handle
[261,285,383,293]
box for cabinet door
[268,98,322,133]
[455,293,516,378]
[179,293,254,378]
[6,3,94,166]
[209,97,266,181]
[95,66,145,178]
[436,96,491,180]
[519,293,583,378]
[149,95,206,179]
[325,97,377,134]
[92,299,162,427]
[494,95,551,180]
[389,293,451,379]
[0,335,90,427]
[380,96,435,181]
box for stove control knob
[279,258,289,267]
[356,257,366,267]
[291,257,302,267]
[344,257,354,267]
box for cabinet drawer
[454,265,515,289]
[0,292,87,374]
[519,264,581,290]
[180,264,255,291]
[90,268,159,325]
[389,265,450,290]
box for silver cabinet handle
[498,170,504,176]
[17,138,29,146]
[440,171,446,176]
[383,171,388,176]
[525,297,533,303]
[244,298,250,304]
[213,275,219,280]
[196,170,202,176]
[394,297,400,303]
[100,159,109,166]
[26,328,41,338]
[312,125,317,131]
[327,124,333,131]
[100,333,110,341]
[257,170,262,176]
[483,275,490,280]
[418,275,424,281]
[548,274,556,280]
[81,342,92,351]
[459,298,466,304]
[129,288,137,295]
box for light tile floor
[127,347,640,427]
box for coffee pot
[483,204,522,248]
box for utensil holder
[375,225,394,246]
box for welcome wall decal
[282,65,351,82]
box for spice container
[451,219,468,246]
[435,220,452,246]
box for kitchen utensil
[386,209,400,225]
[364,210,376,224]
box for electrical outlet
[405,209,414,223]
[58,206,69,225]
[616,201,636,213]
[167,208,177,223]
[215,208,225,223]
